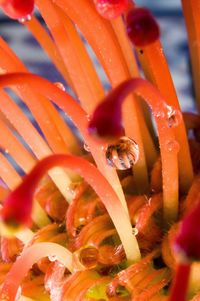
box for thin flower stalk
[25,16,74,89]
[0,36,80,155]
[36,0,105,112]
[181,0,200,112]
[0,45,71,155]
[0,118,36,173]
[111,16,140,76]
[135,39,193,193]
[51,3,106,113]
[0,46,75,202]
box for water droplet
[66,186,76,199]
[154,110,165,118]
[86,114,91,122]
[66,182,81,200]
[48,254,57,262]
[18,14,32,23]
[165,140,180,153]
[132,227,138,236]
[83,143,90,152]
[0,147,9,154]
[54,82,66,91]
[106,136,139,170]
[166,105,182,128]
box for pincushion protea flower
[0,0,200,300]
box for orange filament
[136,39,193,193]
[181,0,200,112]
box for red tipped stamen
[1,0,34,20]
[168,263,191,301]
[169,200,200,301]
[0,185,34,228]
[126,7,160,47]
[174,199,200,260]
[88,78,179,224]
[93,0,129,20]
[88,91,124,138]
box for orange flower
[0,1,200,300]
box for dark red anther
[126,7,160,47]
[173,199,200,261]
[1,0,34,20]
[88,87,124,139]
[93,0,129,20]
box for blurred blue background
[0,0,196,112]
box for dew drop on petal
[83,143,90,152]
[0,148,9,154]
[48,254,58,262]
[86,114,91,122]
[132,227,138,236]
[106,136,139,170]
[166,105,182,128]
[165,140,180,153]
[18,14,32,23]
[54,82,66,91]
[154,110,165,118]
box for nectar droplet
[93,0,129,20]
[48,254,58,262]
[106,136,139,170]
[83,143,90,152]
[165,140,180,153]
[54,82,66,91]
[126,7,160,47]
[132,227,138,236]
[18,13,32,23]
